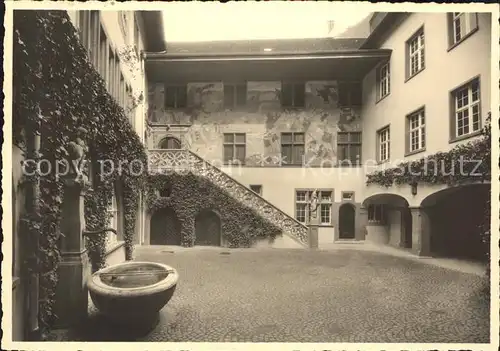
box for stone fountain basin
[88,261,178,329]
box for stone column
[356,206,368,241]
[308,209,319,249]
[409,206,431,257]
[53,177,90,328]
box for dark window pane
[224,133,234,143]
[293,83,305,107]
[281,83,293,106]
[293,133,305,144]
[337,132,348,143]
[223,145,233,162]
[350,132,361,143]
[235,145,246,162]
[235,133,246,144]
[281,133,293,144]
[292,145,305,164]
[281,145,292,164]
[224,85,234,107]
[165,86,176,108]
[337,145,347,161]
[236,84,247,106]
[350,145,361,164]
[176,86,187,108]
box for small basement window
[158,184,173,198]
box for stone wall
[148,81,361,167]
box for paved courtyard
[53,246,490,343]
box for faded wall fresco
[148,81,361,166]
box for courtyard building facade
[144,12,491,260]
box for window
[337,132,361,166]
[108,48,115,93]
[338,81,362,106]
[451,78,481,139]
[406,108,426,153]
[295,190,333,225]
[223,133,246,165]
[107,194,118,246]
[118,11,128,40]
[249,185,262,196]
[281,132,305,166]
[406,28,425,79]
[377,127,390,162]
[368,204,385,224]
[448,13,478,47]
[281,82,305,108]
[376,62,390,100]
[342,192,355,201]
[99,26,108,79]
[159,136,182,149]
[133,14,140,56]
[89,11,100,66]
[224,83,247,108]
[165,85,187,108]
[159,184,172,198]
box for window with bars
[223,133,246,165]
[448,13,479,47]
[295,190,333,225]
[281,82,306,108]
[376,61,391,100]
[377,127,390,163]
[337,132,361,166]
[451,78,481,139]
[281,132,305,166]
[165,85,188,108]
[406,108,426,153]
[368,204,385,224]
[406,28,425,79]
[224,83,247,108]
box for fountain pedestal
[53,177,91,329]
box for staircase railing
[148,149,309,246]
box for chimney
[327,20,335,35]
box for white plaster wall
[365,225,389,244]
[388,210,402,247]
[361,13,492,164]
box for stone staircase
[148,149,309,247]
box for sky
[162,2,373,42]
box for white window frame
[408,30,425,77]
[454,79,481,138]
[378,62,390,99]
[408,109,426,152]
[452,13,478,45]
[377,127,390,163]
[295,190,333,225]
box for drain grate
[161,250,175,254]
[220,251,231,255]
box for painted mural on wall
[149,81,361,166]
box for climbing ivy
[365,113,493,264]
[146,172,282,247]
[14,11,147,337]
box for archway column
[356,206,368,240]
[409,206,431,257]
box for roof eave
[144,49,392,62]
[360,12,409,49]
[137,11,166,52]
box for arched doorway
[195,209,221,246]
[159,136,181,149]
[421,183,489,261]
[338,204,356,239]
[150,207,182,245]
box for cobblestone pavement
[55,246,490,343]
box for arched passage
[195,209,221,246]
[420,183,490,261]
[150,207,182,245]
[338,203,356,239]
[159,136,181,149]
[362,193,412,247]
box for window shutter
[376,65,381,99]
[469,13,478,31]
[447,13,454,46]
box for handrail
[83,228,118,238]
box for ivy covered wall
[146,172,284,247]
[147,81,360,166]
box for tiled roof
[165,37,366,55]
